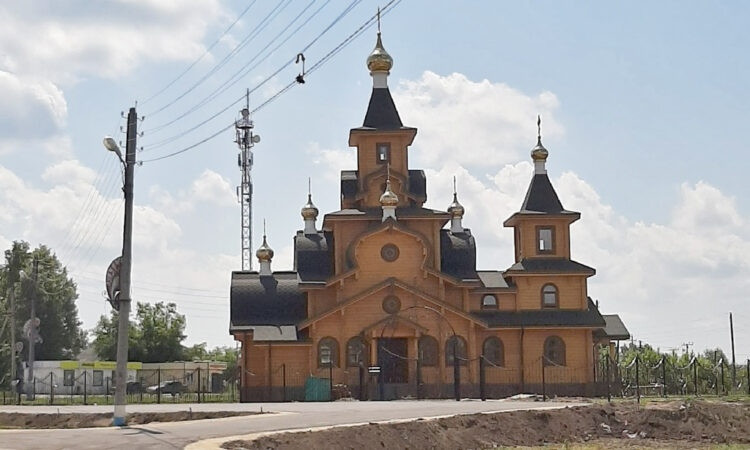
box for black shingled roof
[440,229,478,280]
[472,298,605,328]
[520,174,567,213]
[230,272,307,326]
[363,88,403,129]
[506,258,596,275]
[295,231,334,283]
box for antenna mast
[234,89,260,271]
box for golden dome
[367,32,393,72]
[256,235,274,262]
[531,138,549,161]
[447,193,465,218]
[301,194,319,220]
[379,179,399,206]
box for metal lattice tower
[234,90,260,271]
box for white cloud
[0,71,67,138]
[148,169,235,215]
[0,1,226,83]
[394,71,563,169]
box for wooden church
[230,30,628,402]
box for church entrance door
[378,338,409,399]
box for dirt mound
[223,400,750,449]
[0,411,255,429]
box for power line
[139,0,400,164]
[143,0,328,135]
[140,0,259,106]
[144,0,294,118]
[141,0,360,151]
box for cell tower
[234,90,260,271]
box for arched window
[418,335,438,367]
[346,336,368,367]
[318,337,339,368]
[445,335,468,367]
[542,284,558,308]
[481,294,498,309]
[544,336,566,366]
[482,337,504,366]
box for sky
[0,1,748,362]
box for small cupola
[301,179,319,235]
[380,178,399,222]
[447,177,465,233]
[256,224,274,276]
[531,115,549,174]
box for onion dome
[531,138,549,162]
[301,194,319,220]
[256,235,274,262]
[379,179,399,206]
[447,192,465,218]
[367,32,393,73]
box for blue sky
[1,1,748,361]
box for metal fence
[1,367,238,406]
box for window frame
[92,370,103,387]
[482,337,504,366]
[541,283,559,308]
[346,336,368,367]
[418,335,439,367]
[375,142,390,164]
[318,336,340,368]
[445,335,468,367]
[536,225,555,254]
[63,369,75,386]
[481,294,498,309]
[543,335,566,366]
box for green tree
[92,301,186,363]
[0,241,86,386]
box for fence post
[416,356,422,400]
[49,373,55,405]
[693,358,698,396]
[140,376,144,403]
[479,356,486,401]
[605,356,611,402]
[105,377,109,404]
[661,356,667,397]
[541,358,546,402]
[720,361,725,396]
[635,356,640,404]
[452,340,460,402]
[157,368,161,404]
[356,363,364,401]
[83,371,87,405]
[197,368,202,403]
[328,362,333,402]
[282,364,287,402]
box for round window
[382,295,401,314]
[380,244,400,262]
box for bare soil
[222,400,750,449]
[0,410,256,429]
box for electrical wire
[143,0,328,135]
[145,0,294,118]
[140,0,259,106]
[139,0,400,164]
[141,0,361,151]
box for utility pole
[112,107,137,426]
[730,312,736,390]
[234,89,260,271]
[26,256,38,400]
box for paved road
[0,399,582,449]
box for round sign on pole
[106,256,122,310]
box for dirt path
[222,400,750,449]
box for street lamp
[103,107,137,426]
